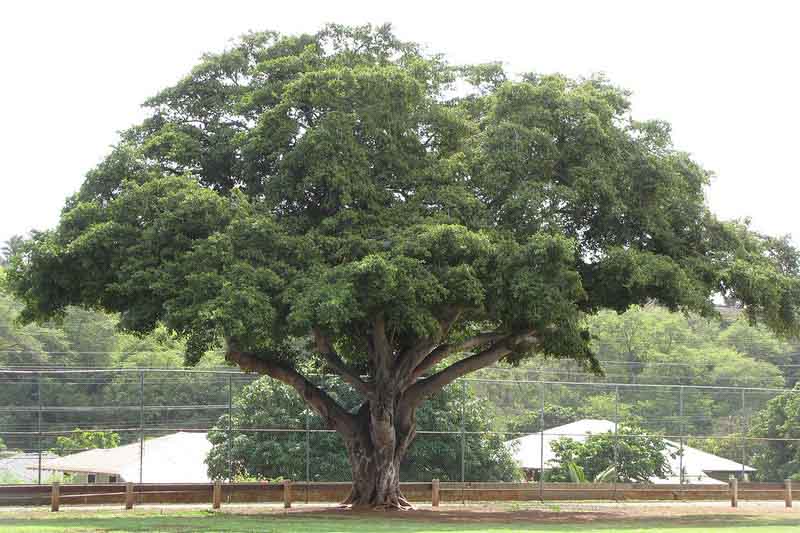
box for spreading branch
[225,342,357,436]
[402,332,537,408]
[368,314,394,385]
[313,328,374,397]
[393,308,462,380]
[410,332,507,381]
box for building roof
[1,452,58,483]
[505,419,754,483]
[36,432,212,483]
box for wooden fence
[0,480,795,510]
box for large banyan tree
[6,25,800,508]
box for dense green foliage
[493,307,800,480]
[0,270,117,368]
[478,306,796,441]
[507,404,580,435]
[206,376,520,482]
[7,24,799,383]
[51,429,120,456]
[0,272,227,452]
[547,424,673,483]
[0,269,223,370]
[747,385,800,481]
[590,307,793,388]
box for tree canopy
[748,384,800,481]
[5,24,800,507]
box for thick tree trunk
[340,401,416,509]
[226,327,530,509]
[343,438,405,508]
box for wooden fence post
[785,479,793,508]
[212,481,222,510]
[729,477,738,508]
[432,479,440,507]
[50,482,59,512]
[125,482,134,510]
[283,480,292,508]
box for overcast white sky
[1,0,798,247]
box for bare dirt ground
[272,501,799,525]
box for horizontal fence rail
[1,481,797,509]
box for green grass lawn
[1,509,799,533]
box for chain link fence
[1,368,798,485]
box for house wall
[62,471,123,484]
[706,470,751,482]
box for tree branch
[410,332,507,381]
[402,332,537,408]
[368,314,394,385]
[225,342,357,436]
[393,308,462,380]
[312,327,374,397]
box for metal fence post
[679,385,685,484]
[37,372,42,485]
[741,389,746,481]
[305,404,311,500]
[227,375,233,481]
[538,382,545,501]
[460,379,466,504]
[139,370,144,484]
[613,385,620,497]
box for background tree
[497,305,789,439]
[747,384,800,481]
[0,276,227,450]
[719,318,799,386]
[547,424,673,483]
[507,404,579,434]
[6,25,800,508]
[720,319,794,367]
[0,237,24,268]
[589,306,786,388]
[206,376,520,482]
[50,429,120,456]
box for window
[87,474,96,484]
[109,475,118,483]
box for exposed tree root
[339,487,414,510]
[397,495,414,509]
[340,488,356,507]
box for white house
[34,432,212,483]
[505,419,755,484]
[1,452,59,483]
